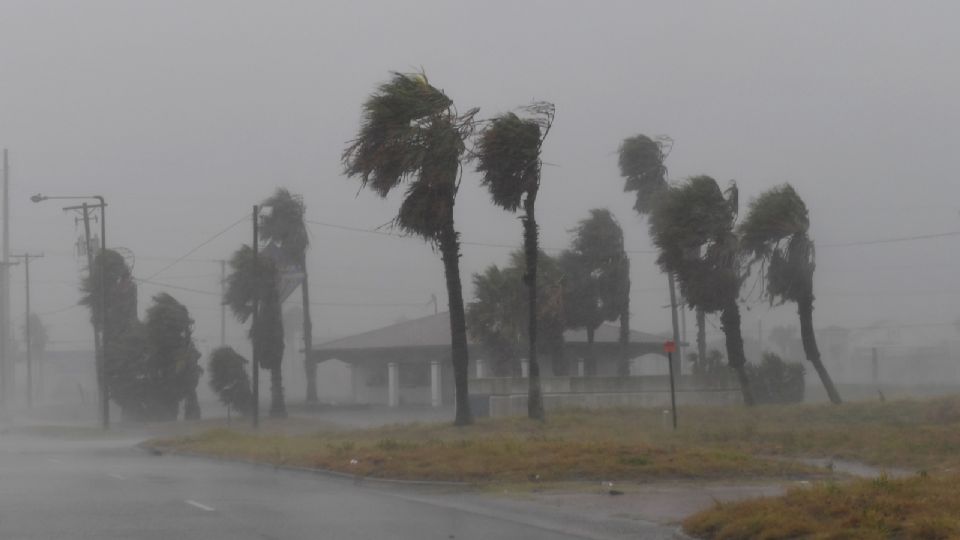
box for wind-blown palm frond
[618,134,670,214]
[343,72,454,197]
[475,112,543,211]
[260,188,309,259]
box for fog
[3,0,960,358]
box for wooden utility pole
[219,259,226,347]
[251,205,260,429]
[1,149,10,408]
[11,253,43,408]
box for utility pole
[1,149,10,409]
[251,205,260,429]
[11,253,43,408]
[220,259,226,347]
[667,274,682,376]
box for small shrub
[747,352,805,404]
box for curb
[137,442,474,489]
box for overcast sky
[3,1,960,356]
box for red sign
[663,340,676,354]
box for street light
[31,193,109,430]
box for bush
[208,347,253,415]
[747,352,805,404]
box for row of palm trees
[229,70,840,425]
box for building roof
[314,312,665,352]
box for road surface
[0,433,675,539]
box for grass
[684,473,960,539]
[147,395,960,484]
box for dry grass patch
[684,473,960,539]
[153,428,811,483]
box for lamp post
[31,194,109,430]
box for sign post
[664,340,678,430]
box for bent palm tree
[343,71,478,425]
[649,176,755,405]
[260,188,317,404]
[618,134,686,374]
[739,184,841,404]
[475,103,555,420]
[224,245,287,418]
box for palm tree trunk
[269,365,287,418]
[586,326,596,376]
[184,389,201,420]
[720,302,755,406]
[523,196,545,421]
[696,308,706,364]
[618,275,632,377]
[439,225,473,426]
[667,273,682,376]
[798,295,842,404]
[301,264,317,404]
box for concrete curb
[137,442,474,489]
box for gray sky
[3,0,960,355]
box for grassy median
[147,395,960,484]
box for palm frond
[260,188,309,259]
[475,112,542,211]
[618,134,669,214]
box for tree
[739,185,842,404]
[559,209,630,375]
[143,293,203,420]
[342,71,478,425]
[224,245,287,418]
[467,251,565,377]
[22,313,48,355]
[208,346,253,416]
[618,134,688,374]
[649,176,755,405]
[474,103,555,420]
[80,249,143,419]
[260,188,317,404]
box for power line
[819,230,960,248]
[143,214,248,281]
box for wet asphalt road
[0,434,672,540]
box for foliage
[467,251,564,375]
[260,188,309,260]
[560,209,630,336]
[475,109,547,211]
[224,244,286,417]
[739,184,814,305]
[208,347,253,415]
[618,134,670,214]
[342,71,476,243]
[746,352,805,404]
[143,293,202,420]
[80,249,139,337]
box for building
[309,312,740,415]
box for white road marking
[46,458,64,465]
[106,473,126,480]
[185,499,215,512]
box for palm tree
[260,188,317,404]
[618,134,687,375]
[343,71,478,425]
[649,176,755,405]
[739,185,842,404]
[559,209,630,375]
[474,102,555,420]
[224,245,287,418]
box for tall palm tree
[739,184,842,404]
[474,103,555,420]
[618,134,687,375]
[343,71,478,425]
[649,176,755,405]
[224,245,287,418]
[260,188,317,404]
